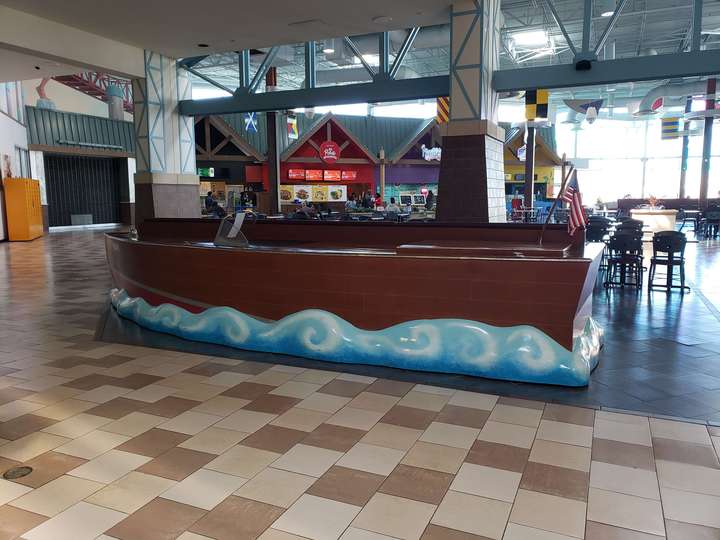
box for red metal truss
[53,73,134,114]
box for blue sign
[244,112,258,133]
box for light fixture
[601,10,614,17]
[511,30,549,48]
[372,15,394,24]
[197,43,209,48]
[322,46,335,54]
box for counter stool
[648,231,689,293]
[604,233,644,290]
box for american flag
[561,172,588,236]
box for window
[14,147,30,178]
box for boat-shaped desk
[106,219,604,386]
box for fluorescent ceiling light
[322,46,335,54]
[511,30,549,47]
[601,10,614,17]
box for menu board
[280,185,294,202]
[328,185,347,202]
[280,184,348,203]
[312,185,329,202]
[324,170,341,181]
[305,170,323,181]
[341,170,357,181]
[294,185,312,201]
[288,169,306,180]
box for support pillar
[699,78,716,209]
[523,126,536,211]
[133,51,198,223]
[265,67,280,214]
[679,97,692,199]
[436,0,506,223]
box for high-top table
[630,208,678,233]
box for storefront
[503,126,562,203]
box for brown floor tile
[0,414,57,441]
[592,438,656,471]
[379,464,454,505]
[708,426,720,437]
[0,388,33,405]
[137,447,215,481]
[542,403,595,427]
[307,465,385,506]
[13,451,87,488]
[652,437,720,468]
[0,456,20,474]
[0,505,47,540]
[381,405,437,430]
[88,354,134,368]
[190,496,284,540]
[586,521,666,539]
[227,361,271,375]
[242,425,307,453]
[665,519,720,539]
[519,461,589,502]
[221,382,275,400]
[302,423,366,452]
[422,524,493,540]
[107,498,207,540]
[436,405,490,430]
[497,397,546,411]
[62,374,122,391]
[318,379,369,398]
[184,362,230,376]
[243,395,300,415]
[365,379,415,397]
[116,428,191,457]
[85,397,146,419]
[465,440,530,473]
[116,373,164,389]
[140,396,200,418]
[45,356,90,369]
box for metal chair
[648,231,689,292]
[604,232,644,290]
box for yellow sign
[525,89,549,120]
[436,96,449,123]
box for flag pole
[539,154,574,245]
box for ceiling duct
[635,80,708,116]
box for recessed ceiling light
[34,66,40,70]
[373,15,394,24]
[322,47,335,54]
[511,30,549,47]
[601,10,614,17]
[197,43,209,48]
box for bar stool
[648,231,689,293]
[604,232,644,290]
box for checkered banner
[436,96,450,124]
[525,89,549,120]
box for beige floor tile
[23,386,82,405]
[510,489,586,539]
[327,407,385,431]
[250,370,296,386]
[192,395,250,416]
[412,385,455,396]
[76,385,132,404]
[401,442,467,474]
[54,430,130,459]
[298,392,351,414]
[649,418,712,445]
[420,422,480,450]
[432,489,511,539]
[489,404,543,428]
[173,382,225,401]
[273,443,344,477]
[0,478,32,505]
[214,409,277,433]
[13,375,69,392]
[661,486,720,528]
[270,381,323,399]
[664,519,720,540]
[587,487,665,536]
[529,439,591,472]
[273,493,361,540]
[478,421,537,449]
[34,399,97,420]
[178,533,216,540]
[537,420,593,448]
[594,418,652,447]
[271,407,331,432]
[341,527,396,540]
[161,468,248,510]
[10,475,104,517]
[85,471,176,513]
[22,501,126,540]
[0,432,70,462]
[0,400,44,421]
[42,413,112,438]
[123,384,178,403]
[293,369,338,385]
[206,444,280,478]
[100,412,166,437]
[235,467,315,508]
[590,461,660,500]
[337,442,405,476]
[336,373,376,384]
[503,523,578,540]
[158,411,222,435]
[205,371,254,387]
[448,391,498,411]
[361,422,422,451]
[656,459,720,497]
[595,411,649,425]
[352,492,436,540]
[348,392,401,414]
[68,449,151,484]
[398,390,450,412]
[451,462,521,502]
[179,427,248,454]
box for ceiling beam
[390,27,421,80]
[542,0,577,57]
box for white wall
[23,79,133,121]
[0,108,29,240]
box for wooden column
[523,125,536,213]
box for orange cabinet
[3,178,43,241]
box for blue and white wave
[110,289,602,386]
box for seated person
[295,201,317,219]
[205,191,215,213]
[385,197,401,213]
[345,194,358,211]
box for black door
[45,155,123,226]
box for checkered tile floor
[1,231,720,540]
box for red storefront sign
[324,170,341,181]
[288,169,306,180]
[341,170,357,181]
[319,141,341,164]
[305,170,323,181]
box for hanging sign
[287,114,298,140]
[244,112,258,133]
[319,141,341,164]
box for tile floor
[1,231,720,539]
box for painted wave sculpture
[110,289,603,387]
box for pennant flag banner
[436,96,449,124]
[244,112,258,133]
[287,114,298,140]
[661,117,680,140]
[525,89,549,120]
